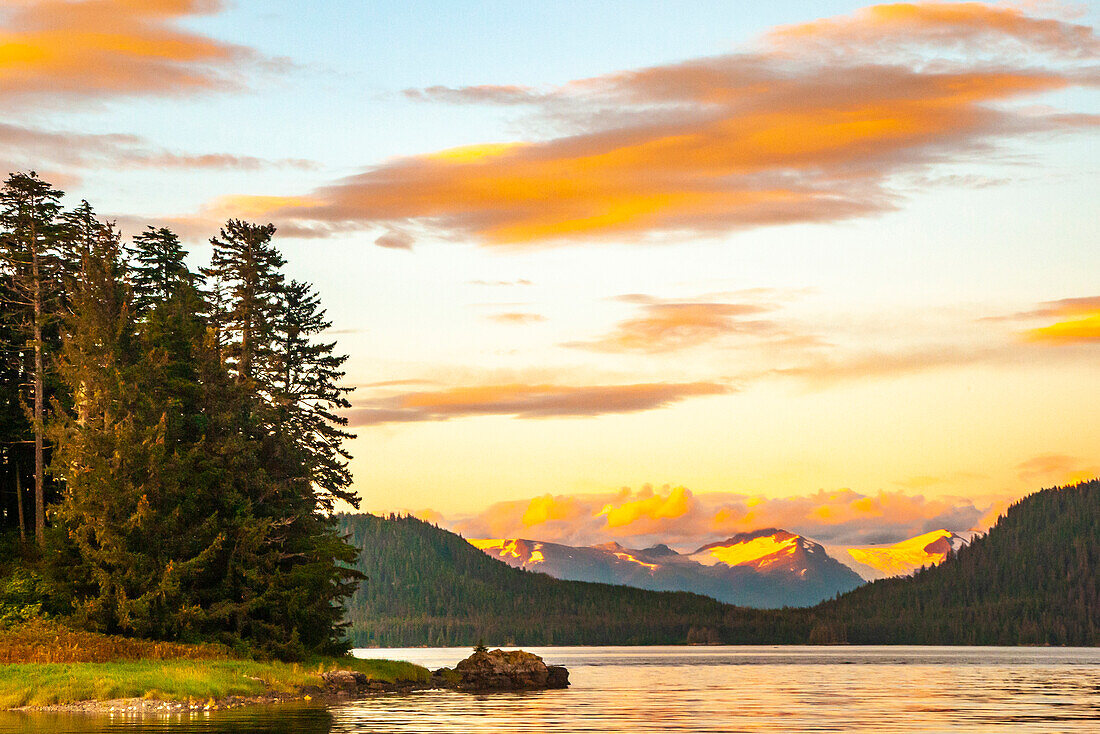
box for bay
[1,646,1097,733]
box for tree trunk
[15,463,25,544]
[31,218,45,548]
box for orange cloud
[769,2,1099,56]
[599,485,694,530]
[204,3,1099,245]
[566,294,786,353]
[1023,298,1100,344]
[0,0,261,104]
[521,494,585,527]
[345,381,731,426]
[1026,312,1100,344]
[1017,453,1100,485]
[488,312,547,325]
[449,484,998,548]
[984,295,1100,345]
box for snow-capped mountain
[827,530,971,581]
[470,529,865,608]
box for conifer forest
[0,172,359,659]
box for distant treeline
[0,172,359,658]
[339,479,1098,647]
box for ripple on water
[2,647,1098,734]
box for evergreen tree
[127,226,192,316]
[272,279,357,510]
[48,215,151,632]
[0,178,363,658]
[60,201,109,286]
[200,220,283,385]
[0,271,29,542]
[0,173,65,548]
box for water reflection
[0,703,332,734]
[1,647,1098,733]
[331,646,1100,734]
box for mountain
[337,479,1098,647]
[826,530,971,580]
[337,512,744,647]
[471,528,864,607]
[805,479,1099,644]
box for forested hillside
[340,479,1099,647]
[338,512,742,647]
[811,479,1099,645]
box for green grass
[0,657,431,709]
[0,620,431,709]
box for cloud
[567,294,787,353]
[374,228,414,250]
[447,483,998,548]
[1022,298,1100,344]
[468,279,533,287]
[1017,453,1100,485]
[345,381,731,426]
[1026,313,1100,344]
[0,0,268,105]
[998,295,1100,321]
[487,312,546,325]
[199,2,1100,245]
[405,84,537,105]
[767,2,1100,58]
[773,345,1005,384]
[0,121,314,180]
[984,295,1100,345]
[355,378,438,389]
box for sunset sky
[3,0,1097,548]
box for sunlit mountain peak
[689,529,825,569]
[837,530,969,580]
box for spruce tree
[127,226,192,316]
[60,201,108,287]
[200,220,283,385]
[0,272,29,541]
[0,173,65,548]
[48,216,144,629]
[272,279,357,510]
[49,223,230,640]
[197,223,362,656]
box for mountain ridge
[338,479,1098,647]
[469,526,966,606]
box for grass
[0,658,430,709]
[0,620,229,663]
[0,622,430,709]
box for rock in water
[321,670,368,692]
[453,649,568,691]
[547,665,569,689]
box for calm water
[1,646,1098,733]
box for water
[1,646,1098,733]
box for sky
[3,0,1098,549]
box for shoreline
[1,646,569,714]
[10,679,439,716]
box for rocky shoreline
[322,648,569,696]
[16,649,569,716]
